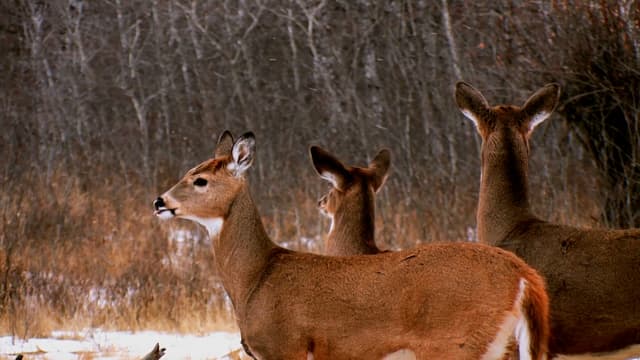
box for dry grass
[0,169,238,337]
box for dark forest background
[1,0,638,336]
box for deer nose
[154,197,165,210]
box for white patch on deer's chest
[183,216,224,238]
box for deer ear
[522,83,560,134]
[455,82,491,129]
[369,149,391,192]
[215,130,234,157]
[230,132,255,177]
[309,146,351,191]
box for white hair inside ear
[320,171,340,189]
[460,109,481,129]
[528,111,551,134]
[231,133,255,177]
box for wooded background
[1,0,638,336]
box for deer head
[455,82,560,243]
[154,131,255,237]
[456,82,560,140]
[310,146,390,255]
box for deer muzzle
[153,196,176,219]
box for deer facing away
[309,145,390,255]
[455,82,640,357]
[154,130,550,360]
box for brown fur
[154,131,550,359]
[524,278,550,360]
[309,145,390,255]
[555,344,640,360]
[456,82,640,356]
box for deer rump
[498,220,640,353]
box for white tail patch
[481,278,528,360]
[515,279,532,360]
[481,313,518,360]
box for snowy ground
[4,330,640,360]
[0,329,243,360]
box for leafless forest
[1,0,638,336]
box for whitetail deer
[456,82,640,358]
[309,145,390,255]
[154,130,550,360]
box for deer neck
[212,186,278,309]
[326,191,378,255]
[477,133,536,245]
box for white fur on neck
[183,216,224,238]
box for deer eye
[193,178,208,187]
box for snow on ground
[4,331,640,360]
[0,329,242,360]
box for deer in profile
[456,82,640,358]
[309,145,390,255]
[154,130,550,360]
